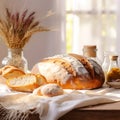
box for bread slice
[1,65,25,79]
[36,74,47,85]
[6,74,46,92]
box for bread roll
[33,84,64,97]
[31,53,105,90]
[6,74,47,92]
[0,65,25,79]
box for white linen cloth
[0,82,120,120]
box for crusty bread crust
[41,58,76,76]
[0,65,25,79]
[31,54,105,90]
[69,53,94,78]
[35,74,47,86]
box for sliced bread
[6,74,47,92]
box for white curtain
[116,0,120,56]
[0,0,66,69]
[69,0,118,62]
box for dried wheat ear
[0,8,50,49]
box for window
[66,0,117,61]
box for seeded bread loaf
[31,53,105,90]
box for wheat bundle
[0,8,50,49]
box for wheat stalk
[0,8,50,49]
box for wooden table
[59,101,120,120]
[1,101,120,120]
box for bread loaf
[31,53,105,90]
[6,74,47,92]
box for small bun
[33,84,64,97]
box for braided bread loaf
[31,53,105,90]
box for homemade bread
[6,74,47,92]
[31,53,105,90]
[33,83,64,97]
[0,65,25,79]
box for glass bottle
[83,45,101,65]
[2,48,28,72]
[106,55,120,82]
[102,51,110,82]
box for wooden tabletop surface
[0,99,120,120]
[59,101,120,120]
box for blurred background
[0,0,119,70]
[66,0,119,62]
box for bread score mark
[69,53,94,79]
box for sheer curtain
[0,0,66,69]
[66,0,118,61]
[116,0,120,55]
